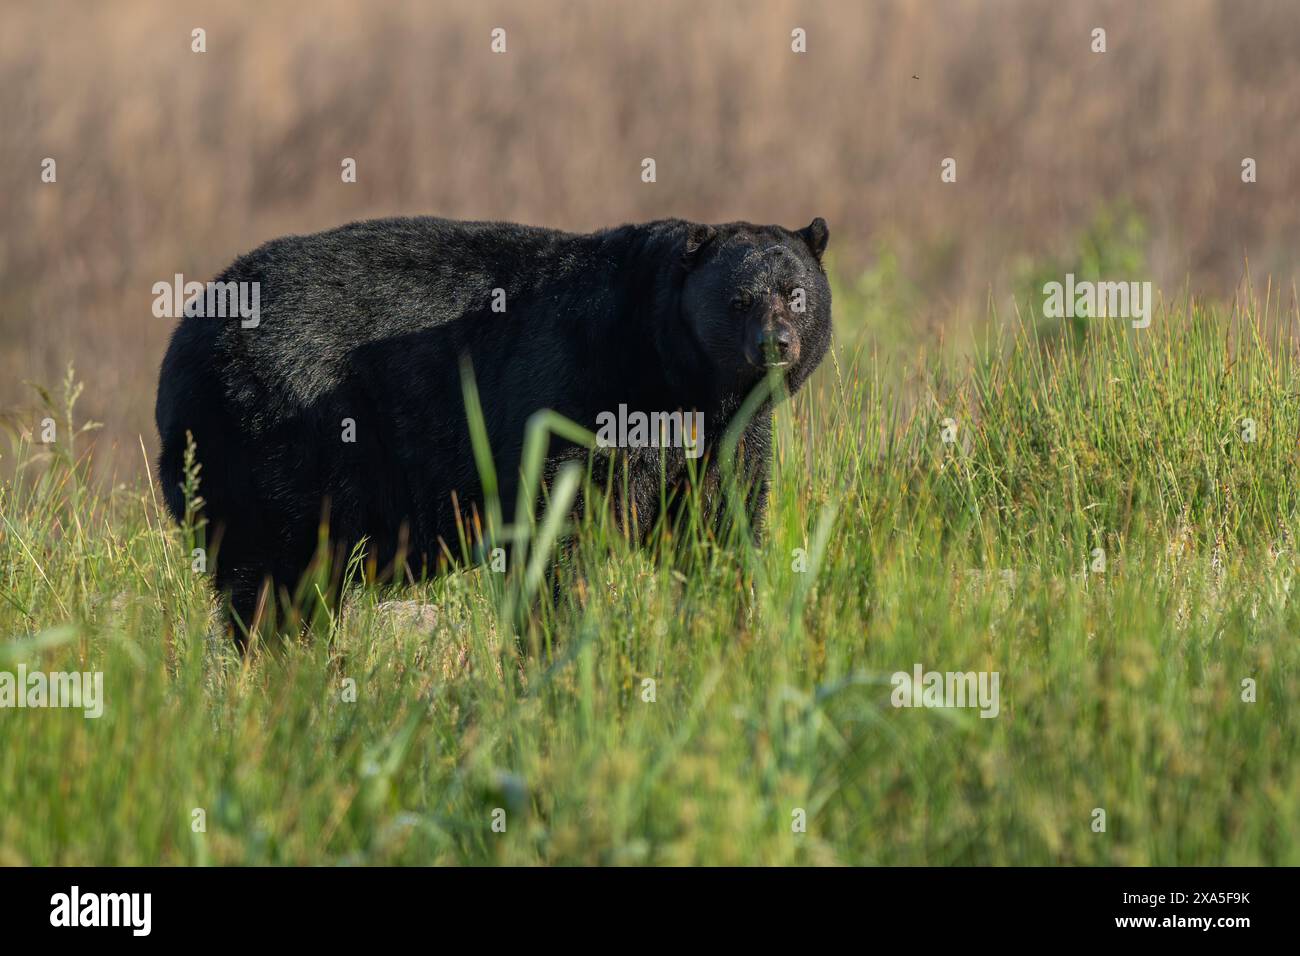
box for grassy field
[1,284,1298,866]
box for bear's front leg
[718,411,774,548]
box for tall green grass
[0,288,1297,865]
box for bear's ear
[797,217,829,264]
[681,223,717,269]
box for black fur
[155,216,832,643]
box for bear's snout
[745,319,800,369]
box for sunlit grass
[1,288,1297,865]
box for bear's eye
[731,293,753,312]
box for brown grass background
[2,0,1297,473]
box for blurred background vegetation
[2,0,1298,473]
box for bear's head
[678,218,832,395]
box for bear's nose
[750,324,799,368]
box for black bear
[155,216,832,644]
